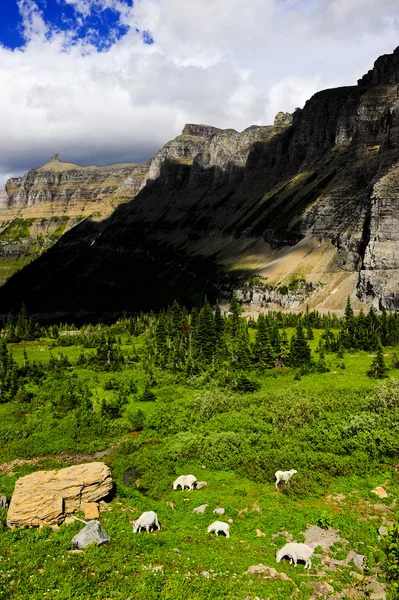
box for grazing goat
[207,521,230,538]
[276,542,314,570]
[275,469,297,489]
[133,511,160,533]
[173,474,197,490]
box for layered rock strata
[6,462,112,528]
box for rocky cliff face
[1,47,399,318]
[0,154,149,285]
[0,154,149,212]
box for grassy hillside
[0,307,398,599]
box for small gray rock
[150,565,164,573]
[72,520,110,550]
[0,494,7,511]
[352,554,365,570]
[193,504,208,514]
[307,581,334,595]
[195,481,207,490]
[378,526,388,536]
[213,507,225,515]
[201,571,210,578]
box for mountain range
[2,47,399,320]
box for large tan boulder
[7,462,112,528]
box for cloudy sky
[1,0,399,187]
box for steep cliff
[0,154,149,284]
[2,47,399,318]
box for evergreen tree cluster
[151,297,313,374]
[3,296,399,394]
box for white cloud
[1,0,399,187]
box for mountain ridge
[1,47,399,318]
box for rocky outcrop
[245,564,292,581]
[72,520,110,549]
[6,462,112,528]
[0,160,148,212]
[2,48,399,314]
[236,280,318,309]
[0,157,150,286]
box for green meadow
[0,303,398,599]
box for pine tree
[289,321,312,367]
[96,335,124,371]
[195,301,216,363]
[14,304,33,341]
[306,325,314,340]
[22,349,30,374]
[155,312,169,366]
[170,300,184,339]
[228,294,241,339]
[276,330,290,366]
[380,307,389,346]
[214,301,224,343]
[269,320,282,354]
[190,307,200,334]
[252,314,275,369]
[356,307,368,350]
[367,344,389,379]
[343,296,356,348]
[234,323,252,370]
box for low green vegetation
[0,219,34,242]
[0,298,398,598]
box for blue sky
[0,0,399,186]
[0,0,151,50]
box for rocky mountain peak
[273,112,293,127]
[182,123,235,138]
[358,46,399,86]
[50,153,61,162]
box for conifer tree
[343,296,356,348]
[234,323,252,370]
[253,314,275,368]
[356,307,368,350]
[155,312,169,366]
[170,300,184,340]
[306,325,314,340]
[96,335,124,371]
[367,344,389,379]
[269,320,281,354]
[195,301,216,362]
[190,307,200,334]
[380,307,389,346]
[15,304,32,341]
[289,321,312,367]
[228,294,241,339]
[214,301,224,343]
[276,330,290,366]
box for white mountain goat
[275,469,297,489]
[173,474,197,490]
[207,521,230,538]
[276,542,314,570]
[133,511,160,533]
